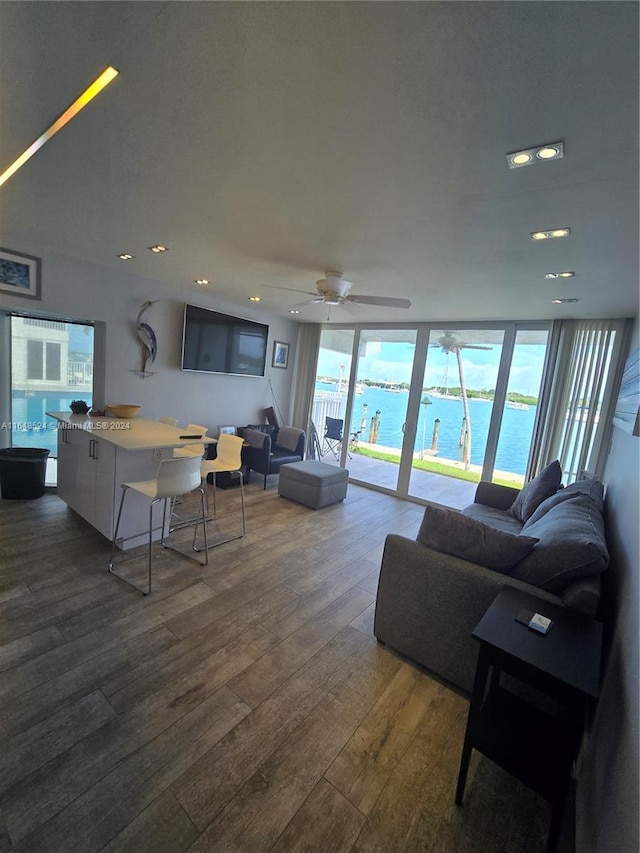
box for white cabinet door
[54,428,115,538]
[59,428,95,526]
[91,436,116,539]
[54,423,174,550]
[55,427,75,506]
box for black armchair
[242,426,306,489]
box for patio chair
[322,417,345,461]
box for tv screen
[181,304,269,377]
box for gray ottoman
[278,460,349,509]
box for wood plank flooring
[0,482,574,852]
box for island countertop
[46,412,213,452]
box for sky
[318,340,547,396]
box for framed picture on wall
[0,247,41,300]
[272,341,289,369]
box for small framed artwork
[0,247,42,301]
[272,341,289,369]
[218,425,236,436]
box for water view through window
[10,317,94,462]
[312,324,550,504]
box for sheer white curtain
[290,324,321,450]
[531,318,632,483]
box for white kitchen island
[47,413,212,549]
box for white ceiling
[0,2,638,323]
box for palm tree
[432,333,492,470]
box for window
[27,340,44,379]
[46,342,61,381]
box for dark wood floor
[0,481,573,852]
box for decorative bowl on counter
[107,404,141,419]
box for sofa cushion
[417,505,539,574]
[249,424,277,439]
[523,478,604,527]
[243,428,269,449]
[463,503,524,535]
[508,460,562,523]
[512,490,609,592]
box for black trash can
[0,447,50,499]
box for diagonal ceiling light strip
[0,66,119,189]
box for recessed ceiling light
[511,152,533,166]
[545,271,575,279]
[117,253,134,260]
[248,295,261,302]
[507,141,564,169]
[148,245,168,253]
[194,279,209,285]
[289,309,300,314]
[552,298,579,304]
[531,228,571,240]
[0,66,119,188]
[537,146,561,160]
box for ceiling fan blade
[460,344,493,350]
[346,295,411,308]
[289,297,324,307]
[262,284,316,296]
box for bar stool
[108,455,208,595]
[173,423,207,458]
[196,433,246,550]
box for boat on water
[506,400,529,410]
[428,389,462,401]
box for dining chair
[159,416,178,427]
[173,423,208,458]
[196,433,246,550]
[108,455,208,595]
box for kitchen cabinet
[49,414,211,550]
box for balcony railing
[67,362,93,386]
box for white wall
[0,244,299,435]
[577,317,639,853]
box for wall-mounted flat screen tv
[181,304,269,377]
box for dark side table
[455,586,602,853]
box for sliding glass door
[346,328,417,490]
[311,327,418,491]
[491,328,549,487]
[310,321,556,507]
[408,328,505,503]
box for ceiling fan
[431,331,493,352]
[262,271,411,309]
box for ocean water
[318,383,535,475]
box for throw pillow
[247,424,277,439]
[508,460,562,523]
[522,478,604,529]
[276,426,303,453]
[417,504,539,574]
[512,491,609,592]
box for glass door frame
[322,319,551,500]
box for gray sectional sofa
[374,468,609,693]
